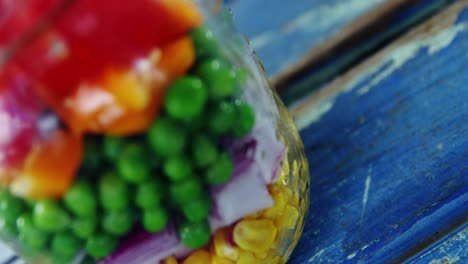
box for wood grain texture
[227,0,389,77]
[405,224,468,264]
[288,1,468,263]
[279,0,454,105]
[272,0,415,87]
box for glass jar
[0,0,309,263]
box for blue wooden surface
[226,0,388,77]
[288,1,468,263]
[406,224,468,264]
[0,1,400,264]
[280,0,455,105]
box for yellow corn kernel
[212,255,235,264]
[163,256,179,264]
[262,186,288,219]
[233,219,277,255]
[213,228,240,261]
[275,205,299,230]
[236,251,259,264]
[182,250,211,264]
[256,252,268,260]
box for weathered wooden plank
[288,1,468,263]
[279,0,455,105]
[227,0,389,77]
[405,224,468,264]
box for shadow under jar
[0,0,309,263]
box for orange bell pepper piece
[10,130,83,198]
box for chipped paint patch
[413,225,468,263]
[360,169,372,223]
[295,100,334,130]
[347,251,357,260]
[249,0,385,50]
[360,238,380,253]
[339,23,468,95]
[308,248,326,262]
[284,0,385,34]
[429,256,460,264]
[250,31,275,50]
[451,228,467,241]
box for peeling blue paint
[227,0,387,76]
[289,8,468,264]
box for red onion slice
[99,224,191,264]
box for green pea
[103,135,124,161]
[208,101,236,134]
[165,76,207,121]
[102,209,134,235]
[163,155,193,182]
[86,233,118,259]
[16,212,33,232]
[19,232,47,250]
[182,193,212,222]
[178,219,210,249]
[71,216,97,239]
[195,59,236,100]
[190,26,220,59]
[16,213,48,249]
[135,179,165,209]
[64,180,97,217]
[169,177,203,205]
[233,100,256,138]
[142,207,169,233]
[192,134,218,168]
[99,171,130,211]
[204,152,233,185]
[0,192,24,225]
[51,232,82,261]
[117,144,151,183]
[82,137,102,173]
[53,255,73,264]
[33,200,70,232]
[148,118,187,157]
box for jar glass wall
[0,1,309,263]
